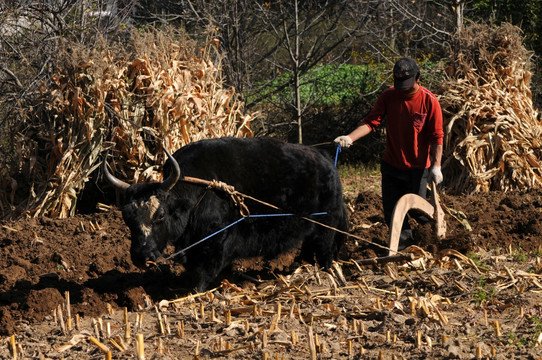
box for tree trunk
[294,0,303,144]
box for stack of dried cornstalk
[0,28,253,219]
[440,23,541,194]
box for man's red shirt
[363,86,444,170]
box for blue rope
[334,144,341,167]
[247,212,328,218]
[165,211,328,260]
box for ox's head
[103,149,186,268]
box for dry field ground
[1,173,542,359]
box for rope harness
[207,180,250,217]
[163,145,395,261]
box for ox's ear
[160,147,181,192]
[103,152,130,191]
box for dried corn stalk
[440,23,541,194]
[0,28,254,219]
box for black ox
[104,137,348,290]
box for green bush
[250,63,388,107]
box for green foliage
[529,315,542,346]
[471,0,542,42]
[472,276,496,306]
[338,163,380,179]
[251,59,446,109]
[512,249,528,263]
[301,64,385,106]
[250,63,387,107]
[466,253,491,271]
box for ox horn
[102,152,130,191]
[160,147,181,192]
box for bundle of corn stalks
[0,28,253,219]
[440,23,541,194]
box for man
[334,58,444,242]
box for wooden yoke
[388,181,446,256]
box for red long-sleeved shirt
[363,86,444,170]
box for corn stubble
[11,250,542,359]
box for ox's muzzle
[130,240,164,268]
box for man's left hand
[429,166,443,184]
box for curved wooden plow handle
[388,194,434,256]
[388,181,446,256]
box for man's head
[393,58,420,90]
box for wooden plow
[388,181,446,255]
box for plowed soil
[2,176,542,359]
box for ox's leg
[300,228,338,269]
[300,211,347,269]
[184,234,233,292]
[188,252,230,291]
[186,258,227,292]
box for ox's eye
[155,208,166,223]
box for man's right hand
[429,166,443,185]
[334,135,353,149]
